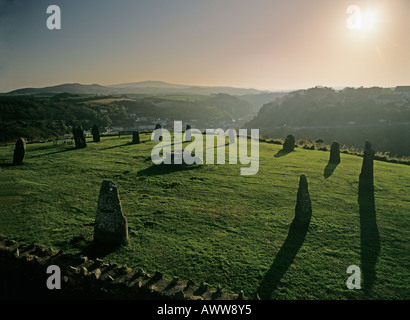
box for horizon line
[1,80,407,94]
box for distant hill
[7,81,266,96]
[7,83,113,95]
[246,86,410,156]
[108,80,189,89]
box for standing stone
[13,138,26,165]
[94,180,128,246]
[73,126,87,148]
[227,128,236,144]
[185,124,192,142]
[329,141,340,164]
[91,125,100,142]
[153,124,163,141]
[132,131,140,144]
[283,135,295,151]
[359,141,375,193]
[294,174,312,224]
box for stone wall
[0,235,245,300]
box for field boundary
[0,235,246,300]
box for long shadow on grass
[80,241,122,259]
[358,178,380,293]
[323,161,339,179]
[0,162,15,167]
[27,147,77,158]
[274,149,293,158]
[257,220,310,300]
[100,142,134,151]
[138,163,203,176]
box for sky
[0,0,409,92]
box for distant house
[100,108,108,113]
[373,94,397,105]
[112,126,124,132]
[395,86,410,98]
[137,124,155,130]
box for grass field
[0,133,409,300]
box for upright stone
[359,140,375,193]
[94,180,128,246]
[153,124,163,141]
[294,174,312,224]
[329,141,340,164]
[283,135,295,151]
[73,126,87,148]
[132,131,140,144]
[91,125,100,142]
[13,138,26,165]
[185,124,192,142]
[227,128,236,144]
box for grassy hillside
[247,87,410,157]
[0,134,409,300]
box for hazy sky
[0,0,409,92]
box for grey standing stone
[227,128,236,144]
[329,141,340,164]
[294,174,312,224]
[13,138,26,165]
[73,126,87,148]
[91,125,100,142]
[94,180,128,246]
[132,131,140,144]
[359,140,375,193]
[185,124,192,142]
[283,135,295,151]
[153,124,163,141]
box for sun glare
[360,10,378,31]
[346,5,379,33]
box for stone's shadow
[81,241,122,259]
[358,177,380,293]
[138,163,203,176]
[0,163,15,167]
[257,219,310,300]
[274,149,293,158]
[28,147,77,158]
[100,142,133,151]
[324,161,339,179]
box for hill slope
[247,86,410,156]
[6,81,266,96]
[0,134,409,299]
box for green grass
[0,134,409,300]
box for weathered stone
[283,135,295,151]
[132,131,140,144]
[92,268,102,280]
[359,140,375,193]
[294,174,312,224]
[329,141,340,164]
[94,180,128,246]
[13,138,26,165]
[153,124,163,141]
[91,125,100,142]
[72,126,87,148]
[227,128,236,144]
[185,124,192,142]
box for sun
[346,6,379,32]
[360,10,378,31]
